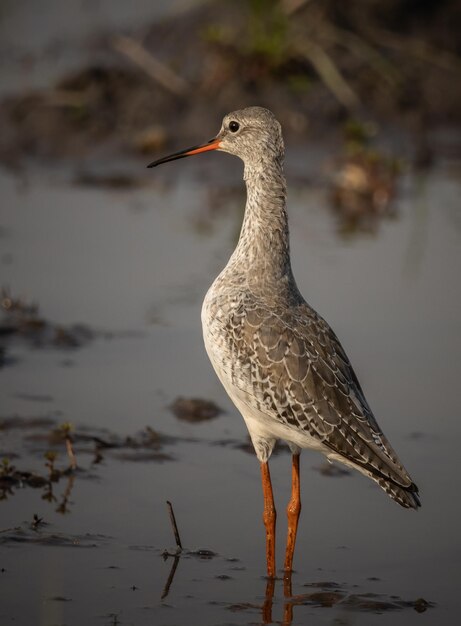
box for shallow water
[1,142,461,624]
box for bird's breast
[201,276,252,378]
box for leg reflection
[262,577,275,625]
[261,574,296,626]
[283,571,293,626]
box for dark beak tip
[146,138,220,170]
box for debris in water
[170,396,222,422]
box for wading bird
[148,107,420,578]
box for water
[1,150,460,624]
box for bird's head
[147,106,284,169]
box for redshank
[148,106,420,578]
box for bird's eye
[229,121,240,133]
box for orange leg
[284,454,301,574]
[260,461,277,578]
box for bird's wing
[227,299,414,490]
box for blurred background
[1,1,460,625]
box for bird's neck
[228,157,292,286]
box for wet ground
[1,2,461,625]
[1,141,461,625]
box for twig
[160,501,182,600]
[31,514,43,529]
[166,500,182,550]
[113,35,189,97]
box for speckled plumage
[199,107,420,509]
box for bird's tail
[374,475,421,509]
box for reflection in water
[158,559,432,624]
[283,575,294,626]
[160,548,218,600]
[41,474,75,515]
[161,554,180,600]
[262,575,318,626]
[260,573,432,625]
[55,474,75,515]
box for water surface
[1,148,460,624]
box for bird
[148,106,421,578]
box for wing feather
[225,299,416,492]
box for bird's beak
[147,137,222,168]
